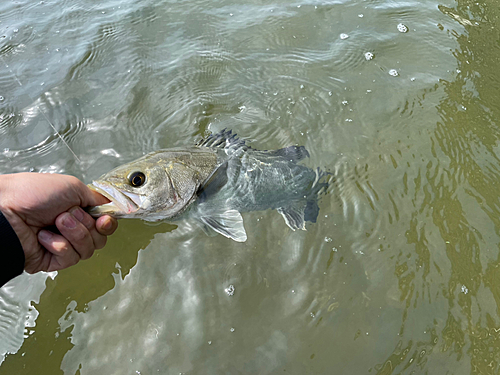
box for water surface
[1,0,500,373]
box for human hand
[0,173,118,273]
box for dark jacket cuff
[0,210,25,287]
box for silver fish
[88,130,328,242]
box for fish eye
[129,171,146,187]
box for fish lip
[88,181,139,216]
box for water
[1,0,500,373]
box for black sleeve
[0,210,25,287]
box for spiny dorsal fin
[196,129,248,152]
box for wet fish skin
[88,129,328,242]
[88,148,221,220]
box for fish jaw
[88,181,141,218]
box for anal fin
[277,203,307,231]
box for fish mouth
[88,181,141,218]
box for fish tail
[304,168,331,223]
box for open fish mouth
[87,181,141,217]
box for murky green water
[1,0,500,373]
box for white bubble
[364,52,374,60]
[397,23,408,33]
[100,148,121,158]
[230,327,235,332]
[224,285,235,296]
[339,33,349,40]
[388,69,399,77]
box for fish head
[88,152,201,221]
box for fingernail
[102,217,112,231]
[70,207,85,222]
[62,213,77,229]
[39,230,53,241]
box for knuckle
[70,207,95,229]
[68,175,81,186]
[71,228,88,243]
[83,216,96,231]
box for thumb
[72,179,110,207]
[86,188,111,207]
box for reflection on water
[0,272,55,366]
[1,0,500,373]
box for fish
[88,129,328,242]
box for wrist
[0,174,26,249]
[0,174,26,279]
[0,209,25,285]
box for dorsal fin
[263,145,310,161]
[196,129,248,153]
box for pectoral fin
[197,162,228,203]
[277,204,307,231]
[199,209,247,242]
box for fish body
[89,130,327,242]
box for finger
[38,230,81,271]
[55,212,96,260]
[87,188,111,206]
[96,215,118,236]
[67,176,110,207]
[68,206,108,250]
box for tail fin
[304,168,331,223]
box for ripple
[0,87,88,171]
[128,5,159,26]
[66,22,125,82]
[0,0,484,373]
[0,106,21,136]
